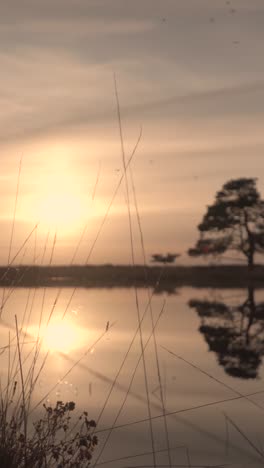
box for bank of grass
[0,264,264,289]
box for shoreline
[0,264,263,289]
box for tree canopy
[188,178,264,268]
[189,287,264,379]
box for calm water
[1,286,264,467]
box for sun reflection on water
[29,318,87,354]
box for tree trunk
[245,285,256,345]
[247,248,254,270]
[244,210,255,270]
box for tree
[151,253,181,264]
[188,178,264,268]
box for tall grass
[0,285,105,467]
[0,85,146,466]
[0,79,172,467]
[1,90,263,468]
[0,161,102,466]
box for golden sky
[0,0,264,265]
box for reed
[1,93,263,468]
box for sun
[23,174,91,234]
[37,192,87,230]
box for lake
[1,286,264,467]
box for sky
[0,0,264,265]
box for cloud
[0,18,155,36]
[1,52,264,145]
[0,0,264,145]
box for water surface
[1,286,264,467]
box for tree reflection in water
[189,287,264,379]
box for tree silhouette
[189,287,264,379]
[188,178,264,268]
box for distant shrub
[151,253,180,264]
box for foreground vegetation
[0,312,99,467]
[0,399,98,467]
